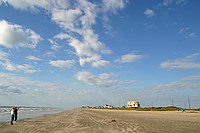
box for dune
[0,108,200,133]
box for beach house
[127,101,140,108]
[104,104,113,108]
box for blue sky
[0,0,200,108]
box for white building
[127,101,140,108]
[104,104,113,108]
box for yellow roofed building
[127,101,140,108]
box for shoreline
[0,107,64,122]
[1,108,200,133]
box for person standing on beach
[14,107,19,122]
[10,107,15,125]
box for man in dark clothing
[14,107,19,122]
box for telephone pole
[188,97,191,109]
[172,98,174,107]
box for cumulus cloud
[102,0,127,14]
[144,8,156,17]
[0,20,42,49]
[1,0,125,68]
[51,8,82,33]
[50,1,112,67]
[49,60,75,69]
[101,0,127,36]
[79,55,101,66]
[75,71,137,87]
[160,53,200,69]
[54,32,111,67]
[116,53,144,63]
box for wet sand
[0,108,200,133]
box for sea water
[0,107,64,122]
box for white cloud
[0,51,9,61]
[53,33,71,40]
[49,60,75,69]
[182,75,200,81]
[51,44,62,51]
[187,33,196,38]
[101,0,127,36]
[69,37,96,57]
[179,27,196,38]
[154,75,200,92]
[102,0,127,14]
[162,0,174,6]
[0,85,22,94]
[55,32,111,67]
[0,51,38,73]
[116,53,144,63]
[26,55,41,61]
[50,1,112,67]
[92,60,111,68]
[1,61,37,73]
[0,0,69,11]
[79,55,101,66]
[144,8,156,17]
[0,20,42,49]
[78,0,97,28]
[43,52,55,57]
[162,0,188,7]
[0,60,38,73]
[51,8,82,33]
[75,71,117,87]
[75,71,137,87]
[0,73,58,94]
[81,29,112,54]
[179,27,189,34]
[160,53,200,69]
[176,0,188,6]
[1,1,123,68]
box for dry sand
[0,108,200,133]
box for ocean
[0,106,64,122]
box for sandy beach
[0,108,200,133]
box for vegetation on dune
[96,106,200,111]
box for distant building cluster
[82,101,140,109]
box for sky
[0,0,200,108]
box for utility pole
[184,102,186,109]
[151,101,153,108]
[172,98,174,107]
[188,97,191,109]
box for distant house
[127,101,140,108]
[104,104,113,108]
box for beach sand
[0,108,200,133]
